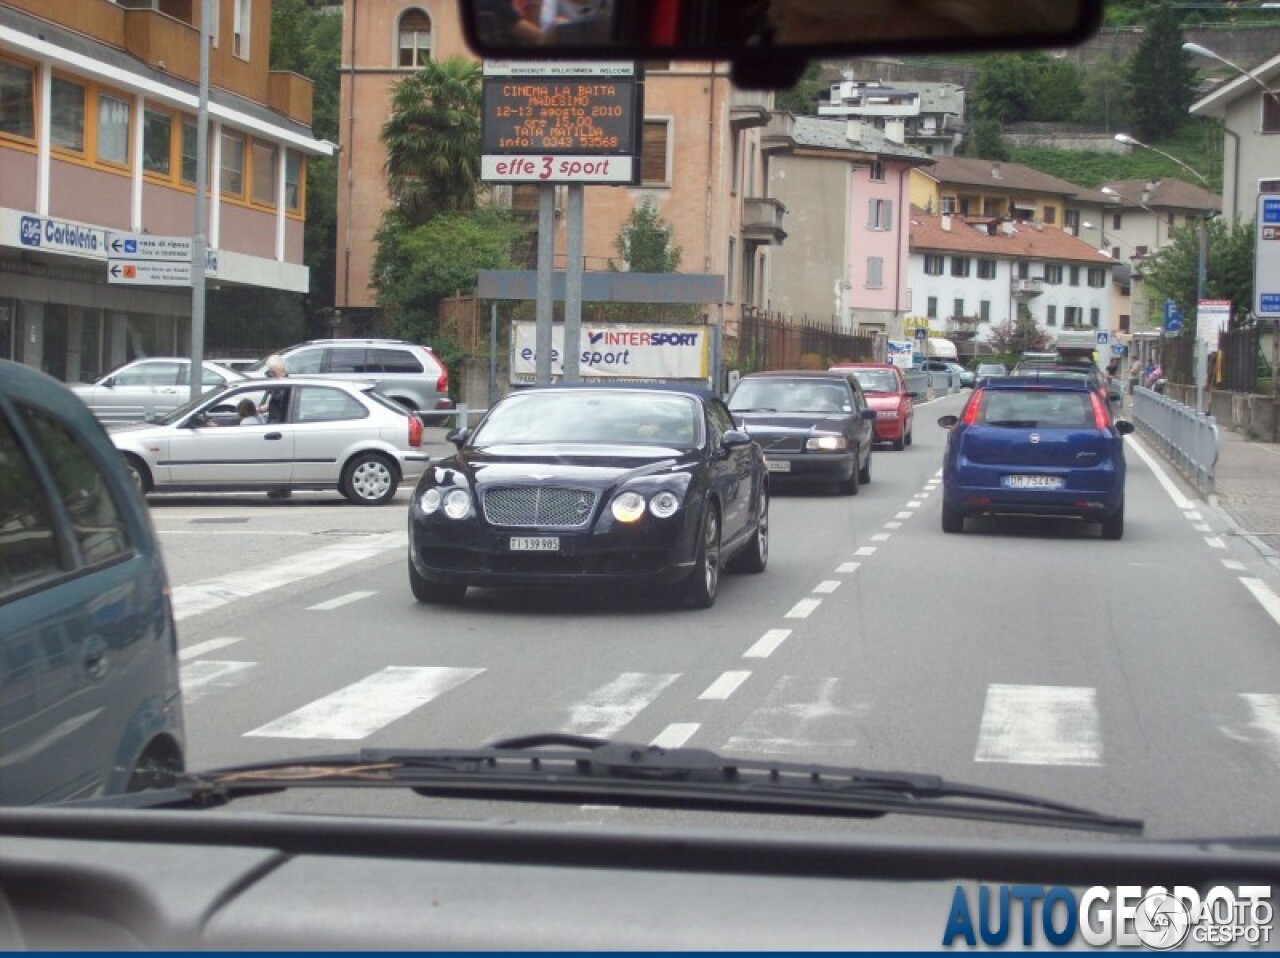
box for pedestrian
[1127,357,1142,395]
[259,354,291,499]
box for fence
[731,307,876,372]
[1131,385,1219,494]
[1217,325,1260,393]
[1163,333,1195,386]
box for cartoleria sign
[3,210,107,259]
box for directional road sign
[108,261,193,286]
[1257,195,1280,319]
[1095,330,1109,347]
[1164,299,1184,333]
[107,232,193,262]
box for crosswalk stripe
[179,636,244,661]
[562,672,680,737]
[244,666,484,740]
[724,676,865,757]
[1239,694,1280,765]
[181,660,257,703]
[652,723,699,748]
[307,590,377,611]
[974,684,1102,766]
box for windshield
[472,390,701,446]
[9,3,1280,935]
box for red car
[829,364,916,450]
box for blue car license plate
[1002,475,1064,490]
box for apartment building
[818,79,964,157]
[335,2,781,334]
[763,113,930,337]
[0,0,331,381]
[907,209,1115,347]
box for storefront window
[97,92,131,165]
[51,76,85,152]
[0,59,35,140]
[143,109,172,176]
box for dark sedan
[408,384,769,609]
[727,371,876,494]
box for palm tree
[382,58,482,227]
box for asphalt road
[149,392,1280,842]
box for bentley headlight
[419,487,442,514]
[611,491,647,523]
[649,491,680,518]
[442,488,473,519]
[806,435,848,451]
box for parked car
[71,358,245,424]
[246,340,453,416]
[975,363,1008,380]
[408,384,769,609]
[937,376,1133,538]
[110,377,428,505]
[210,358,261,373]
[829,363,916,450]
[1013,352,1122,405]
[727,370,876,494]
[919,359,975,388]
[0,359,184,805]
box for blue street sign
[913,327,928,341]
[1164,299,1184,332]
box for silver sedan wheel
[342,454,398,505]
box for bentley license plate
[765,459,791,473]
[1003,475,1063,489]
[510,537,560,551]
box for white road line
[785,598,822,619]
[171,531,407,621]
[907,500,924,508]
[156,529,317,536]
[870,533,891,542]
[854,546,877,557]
[1205,536,1227,550]
[699,671,751,701]
[974,684,1102,766]
[246,666,484,740]
[1126,436,1194,510]
[1222,559,1247,572]
[562,672,680,738]
[1185,511,1203,520]
[725,676,867,757]
[179,637,244,661]
[813,580,842,594]
[835,562,861,574]
[652,723,700,749]
[884,521,902,530]
[180,660,258,703]
[1194,523,1213,533]
[1241,694,1280,764]
[1239,578,1280,629]
[895,511,914,520]
[307,590,377,612]
[916,491,930,498]
[744,629,791,659]
[934,469,943,477]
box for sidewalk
[1208,427,1280,559]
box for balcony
[1011,277,1044,298]
[742,197,787,246]
[761,112,796,153]
[730,89,772,129]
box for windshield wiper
[70,735,1143,835]
[731,407,777,413]
[985,420,1040,428]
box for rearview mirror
[721,429,752,450]
[1115,420,1135,436]
[460,1,1103,87]
[937,415,959,429]
[446,427,471,448]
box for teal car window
[0,410,65,599]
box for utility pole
[189,0,212,401]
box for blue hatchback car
[937,377,1134,539]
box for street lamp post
[189,0,213,402]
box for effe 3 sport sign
[481,60,640,184]
[511,323,708,384]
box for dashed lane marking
[1223,559,1247,572]
[835,562,861,574]
[1205,537,1227,550]
[307,590,377,612]
[179,636,245,661]
[699,671,751,701]
[871,533,891,542]
[907,500,924,508]
[884,522,902,530]
[855,546,877,557]
[651,723,700,749]
[895,511,914,519]
[813,580,842,594]
[785,598,822,619]
[744,629,791,659]
[1239,578,1280,630]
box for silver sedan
[109,377,429,505]
[72,358,246,424]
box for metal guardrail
[927,371,958,395]
[1131,386,1219,494]
[902,371,929,398]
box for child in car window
[237,399,265,425]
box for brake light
[408,414,423,448]
[1090,391,1110,430]
[435,365,449,395]
[961,388,984,426]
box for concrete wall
[768,153,849,320]
[1165,382,1280,442]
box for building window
[398,9,432,67]
[143,108,172,175]
[868,160,885,182]
[940,196,956,214]
[0,57,35,141]
[1112,212,1122,230]
[1044,264,1063,284]
[959,198,972,216]
[180,117,199,184]
[1261,179,1280,194]
[250,138,277,205]
[1111,246,1121,259]
[96,92,131,166]
[1089,307,1100,328]
[953,297,965,318]
[1065,209,1080,232]
[51,76,85,153]
[726,236,736,303]
[1017,261,1030,279]
[1069,265,1080,286]
[220,129,245,196]
[977,259,997,280]
[1167,211,1176,226]
[285,150,303,211]
[927,296,938,318]
[980,300,991,322]
[1043,206,1056,225]
[1064,306,1082,327]
[868,198,894,230]
[233,0,252,59]
[1264,92,1280,133]
[1120,313,1131,332]
[924,254,944,276]
[1087,267,1106,288]
[1135,245,1148,258]
[1046,305,1057,326]
[950,256,970,278]
[983,199,1002,216]
[866,256,883,288]
[641,119,670,185]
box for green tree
[611,200,682,272]
[1029,57,1083,122]
[382,58,483,227]
[774,61,824,115]
[973,54,1039,123]
[1127,3,1196,142]
[1075,53,1133,132]
[959,117,1010,161]
[1142,218,1256,328]
[987,313,1053,355]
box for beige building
[335,2,781,336]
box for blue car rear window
[976,391,1091,428]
